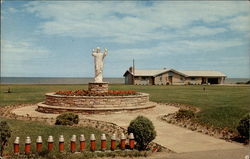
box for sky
[1,1,250,78]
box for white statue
[92,47,108,83]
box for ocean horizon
[0,77,124,84]
[1,77,249,84]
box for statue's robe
[92,52,107,83]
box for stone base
[44,92,150,108]
[37,91,154,114]
[37,102,156,114]
[88,82,109,93]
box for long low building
[123,67,226,85]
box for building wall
[218,77,225,84]
[124,71,226,85]
[154,71,185,85]
[172,73,186,84]
[154,74,165,85]
[185,77,202,85]
[134,76,152,85]
[185,77,225,85]
[125,73,134,84]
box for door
[152,77,155,85]
[202,78,206,84]
[168,76,173,84]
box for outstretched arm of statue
[103,48,108,58]
[92,49,96,56]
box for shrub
[0,121,11,156]
[128,116,156,150]
[237,113,250,139]
[236,82,245,84]
[175,109,195,120]
[55,113,79,126]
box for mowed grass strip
[0,117,110,154]
[0,84,88,106]
[1,84,250,130]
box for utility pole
[133,59,135,85]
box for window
[191,77,195,80]
[159,76,162,81]
[142,77,147,80]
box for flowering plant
[55,89,137,96]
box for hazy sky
[1,1,250,78]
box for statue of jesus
[92,47,108,83]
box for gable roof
[124,69,226,77]
[123,69,167,77]
[133,69,170,76]
[178,70,226,77]
[123,68,186,77]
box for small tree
[128,116,156,150]
[55,113,79,126]
[0,121,11,156]
[237,113,250,139]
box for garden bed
[161,104,249,144]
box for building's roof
[178,70,226,77]
[124,68,226,77]
[133,69,170,76]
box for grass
[112,84,250,129]
[0,85,88,106]
[0,84,250,130]
[9,149,148,159]
[0,117,111,155]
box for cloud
[175,39,245,52]
[24,1,250,44]
[113,38,246,57]
[1,40,51,76]
[226,15,250,32]
[8,7,18,13]
[186,27,226,36]
[1,40,49,60]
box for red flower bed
[55,89,137,96]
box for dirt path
[12,104,244,153]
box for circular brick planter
[37,92,156,114]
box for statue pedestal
[88,82,109,93]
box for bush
[55,113,79,126]
[237,113,250,139]
[0,121,11,156]
[127,116,156,150]
[175,109,195,120]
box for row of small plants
[55,90,137,96]
[55,113,157,151]
[1,114,158,158]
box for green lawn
[112,85,250,130]
[1,84,250,130]
[0,117,110,155]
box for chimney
[129,66,133,73]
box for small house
[123,67,226,85]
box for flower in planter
[55,89,137,96]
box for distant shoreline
[0,77,249,84]
[0,77,124,84]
